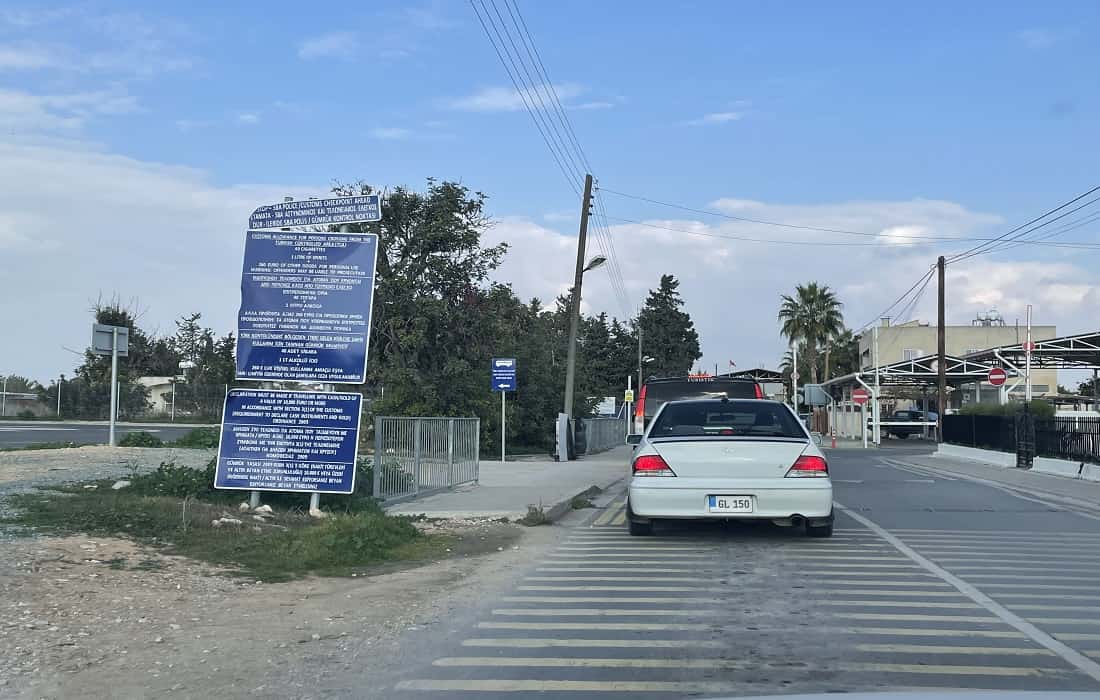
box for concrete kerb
[537,480,622,525]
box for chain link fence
[373,416,480,503]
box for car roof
[660,398,784,408]
[646,376,757,383]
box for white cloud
[0,87,139,132]
[298,32,358,60]
[684,111,744,126]
[0,43,60,69]
[0,139,319,380]
[236,112,260,125]
[368,127,413,140]
[483,196,1100,379]
[1019,28,1059,49]
[572,101,615,111]
[443,83,586,112]
[175,118,211,132]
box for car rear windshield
[649,401,807,439]
[643,379,758,418]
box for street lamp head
[642,356,656,364]
[582,255,607,273]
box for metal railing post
[413,419,422,495]
[373,416,383,498]
[474,418,481,484]
[447,418,455,488]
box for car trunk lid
[651,437,809,479]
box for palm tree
[778,282,843,384]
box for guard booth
[820,353,1009,446]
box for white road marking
[394,680,758,693]
[840,613,1001,623]
[491,608,715,617]
[891,529,1100,537]
[843,627,1023,639]
[856,643,1053,656]
[818,600,980,609]
[836,502,1100,684]
[518,585,725,592]
[536,567,694,573]
[556,546,717,552]
[546,552,710,559]
[962,573,1100,582]
[501,596,718,604]
[432,656,1067,676]
[546,560,715,566]
[526,576,702,582]
[812,589,965,597]
[477,621,708,631]
[879,460,957,481]
[462,637,725,649]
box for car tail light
[753,383,764,399]
[785,455,829,478]
[632,454,676,477]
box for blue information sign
[236,231,377,383]
[492,357,517,392]
[248,195,381,230]
[215,389,361,494]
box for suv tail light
[632,454,676,477]
[785,455,829,478]
[753,383,764,399]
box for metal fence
[1036,416,1100,464]
[943,414,1100,465]
[577,417,626,455]
[373,416,480,503]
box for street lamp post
[57,374,64,417]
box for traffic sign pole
[501,390,506,464]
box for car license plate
[708,495,753,513]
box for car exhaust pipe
[790,515,805,527]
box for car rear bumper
[628,481,833,520]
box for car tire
[627,501,653,536]
[806,512,834,538]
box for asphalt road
[381,443,1100,698]
[0,421,206,448]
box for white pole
[109,327,119,447]
[625,375,632,440]
[1,375,6,417]
[791,342,799,410]
[1025,305,1033,403]
[873,324,881,445]
[171,382,176,421]
[862,401,868,449]
[501,390,506,464]
[57,377,62,417]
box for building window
[902,348,924,361]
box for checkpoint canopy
[235,231,378,383]
[215,389,362,494]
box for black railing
[943,414,1100,465]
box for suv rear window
[649,400,807,439]
[643,379,759,419]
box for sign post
[492,358,517,464]
[624,378,634,441]
[92,323,129,447]
[220,194,383,513]
[852,388,870,450]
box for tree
[637,275,701,378]
[1,375,43,393]
[778,282,843,384]
[824,328,860,378]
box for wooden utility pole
[936,255,947,442]
[563,173,594,419]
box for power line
[995,210,1100,254]
[945,187,1100,264]
[469,0,580,194]
[855,266,936,333]
[895,271,935,325]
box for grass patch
[172,427,220,449]
[119,431,164,447]
[5,461,439,582]
[518,504,550,526]
[570,496,594,509]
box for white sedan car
[626,398,833,537]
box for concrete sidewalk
[889,450,1100,511]
[385,446,631,521]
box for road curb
[538,484,606,524]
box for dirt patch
[0,519,528,699]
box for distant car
[626,398,833,537]
[885,409,934,439]
[634,376,763,433]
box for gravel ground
[0,447,215,520]
[0,447,546,699]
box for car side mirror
[626,434,643,445]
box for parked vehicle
[626,398,833,537]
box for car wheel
[806,512,834,538]
[627,501,653,536]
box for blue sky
[2,1,1098,381]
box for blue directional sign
[236,230,377,383]
[248,195,381,230]
[492,357,517,392]
[215,389,361,494]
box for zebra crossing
[392,511,1100,697]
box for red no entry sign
[988,367,1008,387]
[852,388,870,405]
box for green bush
[959,400,1054,419]
[173,427,220,449]
[16,409,36,420]
[118,431,164,447]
